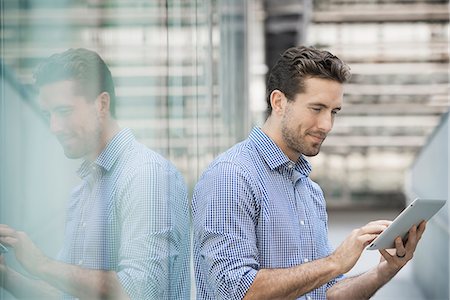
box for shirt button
[78,259,83,265]
[82,222,86,228]
[300,220,305,225]
[303,258,309,263]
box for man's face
[39,80,103,160]
[280,77,343,158]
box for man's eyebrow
[50,105,74,110]
[309,103,342,110]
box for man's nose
[317,113,333,133]
[49,115,64,134]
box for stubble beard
[281,119,324,158]
[61,121,103,160]
[282,127,322,158]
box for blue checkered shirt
[57,128,190,299]
[192,127,341,300]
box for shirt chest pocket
[81,194,119,269]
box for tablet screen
[366,198,446,250]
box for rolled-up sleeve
[193,161,261,300]
[117,161,187,299]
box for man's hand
[0,224,130,299]
[0,224,49,276]
[327,220,426,300]
[378,221,426,277]
[330,220,392,274]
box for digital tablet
[0,242,8,253]
[366,198,446,250]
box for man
[192,46,426,300]
[0,48,190,299]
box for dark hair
[265,46,351,117]
[33,48,116,118]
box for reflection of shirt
[58,128,190,299]
[193,127,339,300]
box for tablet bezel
[366,198,446,250]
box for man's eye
[311,107,321,112]
[56,108,72,116]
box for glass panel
[0,0,254,298]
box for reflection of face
[280,77,343,158]
[39,80,103,160]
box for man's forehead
[38,80,83,107]
[39,80,79,95]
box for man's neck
[261,118,300,162]
[85,120,121,163]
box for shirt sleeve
[193,161,261,300]
[116,161,188,299]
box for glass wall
[0,0,263,298]
[1,0,258,187]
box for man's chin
[303,145,322,157]
[303,152,319,157]
[63,148,84,159]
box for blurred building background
[1,0,449,299]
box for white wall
[405,112,449,300]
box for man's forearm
[243,255,343,300]
[2,267,60,299]
[35,257,130,299]
[326,265,396,300]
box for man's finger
[416,221,427,241]
[0,236,18,247]
[405,225,418,251]
[379,249,394,263]
[0,225,17,237]
[394,236,406,258]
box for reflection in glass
[1,47,190,299]
[0,0,257,299]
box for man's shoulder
[209,138,260,171]
[196,138,265,188]
[114,139,183,179]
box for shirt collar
[77,128,134,178]
[249,126,312,177]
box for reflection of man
[0,48,190,299]
[192,46,426,300]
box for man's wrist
[324,254,345,278]
[30,254,53,278]
[376,260,399,283]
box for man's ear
[96,92,110,117]
[270,90,286,116]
